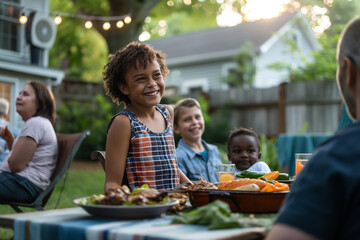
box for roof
[146,12,299,66]
[0,59,65,85]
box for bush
[259,135,279,171]
[56,94,114,160]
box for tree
[142,0,222,40]
[63,0,161,54]
[49,0,221,81]
[50,0,162,81]
[222,42,256,87]
[50,0,360,83]
[268,0,359,82]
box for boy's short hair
[103,41,169,106]
[227,127,260,152]
[173,98,201,126]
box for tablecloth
[12,208,268,240]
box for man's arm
[266,223,318,240]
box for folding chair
[90,150,130,188]
[0,130,90,213]
[90,150,105,170]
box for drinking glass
[295,153,312,176]
[218,164,235,182]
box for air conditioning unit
[26,12,57,50]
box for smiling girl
[103,42,191,191]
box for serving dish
[73,198,179,219]
[277,179,294,186]
[188,189,289,213]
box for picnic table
[0,207,275,240]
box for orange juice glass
[218,164,235,182]
[295,153,312,176]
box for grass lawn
[0,163,105,239]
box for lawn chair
[90,150,130,188]
[0,130,90,213]
[90,150,105,170]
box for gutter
[0,60,65,85]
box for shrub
[56,94,114,160]
[259,135,279,171]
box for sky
[139,0,332,41]
[216,0,331,35]
[217,0,291,26]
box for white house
[147,11,320,97]
[0,0,64,129]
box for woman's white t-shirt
[0,116,58,190]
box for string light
[85,21,93,29]
[103,22,111,30]
[116,20,124,28]
[124,16,132,24]
[19,12,28,24]
[3,1,135,31]
[54,15,62,25]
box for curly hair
[227,127,260,152]
[103,41,170,106]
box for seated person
[0,81,58,203]
[266,16,360,240]
[0,98,19,163]
[227,127,271,176]
[174,98,222,183]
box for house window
[221,63,237,77]
[286,29,301,51]
[189,87,203,99]
[180,78,209,97]
[0,0,21,52]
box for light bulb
[116,20,124,28]
[85,21,93,29]
[54,15,62,25]
[103,22,111,30]
[124,16,132,24]
[19,13,27,24]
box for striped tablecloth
[10,208,267,240]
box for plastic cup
[218,164,235,182]
[295,153,312,176]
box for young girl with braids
[103,42,191,191]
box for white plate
[73,198,179,219]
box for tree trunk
[91,0,161,54]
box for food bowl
[74,198,179,219]
[188,189,289,213]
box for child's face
[228,134,261,171]
[120,60,165,107]
[174,106,204,143]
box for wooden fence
[54,79,344,136]
[208,80,343,136]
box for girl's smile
[121,60,165,108]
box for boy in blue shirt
[174,98,222,183]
